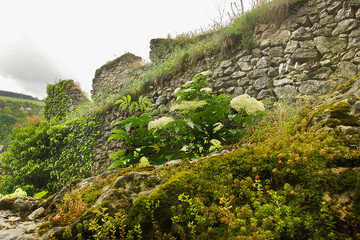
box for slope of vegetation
[0,95,44,151]
[1,0,360,239]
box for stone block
[335,61,358,79]
[332,19,359,36]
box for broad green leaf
[33,190,48,199]
[107,157,127,170]
[124,123,132,132]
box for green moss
[329,102,352,119]
[79,186,102,207]
[336,73,360,94]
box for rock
[28,207,45,220]
[245,87,258,97]
[155,95,168,106]
[248,69,267,79]
[335,125,360,135]
[259,39,271,49]
[220,60,233,69]
[335,61,358,79]
[268,67,278,77]
[237,78,250,87]
[284,40,299,53]
[237,61,253,72]
[253,77,270,90]
[278,62,289,75]
[327,1,342,14]
[290,27,314,41]
[274,85,298,98]
[235,50,250,60]
[13,197,42,214]
[342,51,355,61]
[233,87,244,95]
[252,48,262,58]
[332,19,359,36]
[268,46,284,57]
[351,101,360,115]
[298,80,331,95]
[314,36,347,55]
[93,172,160,214]
[299,40,315,49]
[313,27,333,37]
[256,56,271,69]
[274,78,294,87]
[310,67,332,80]
[335,7,355,22]
[231,71,246,79]
[291,48,320,62]
[271,30,291,46]
[258,89,273,99]
[250,58,259,66]
[238,55,252,62]
[357,8,360,19]
[224,66,236,76]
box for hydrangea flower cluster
[170,100,208,113]
[0,188,27,200]
[148,117,174,130]
[230,94,265,115]
[200,87,212,93]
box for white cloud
[0,0,241,99]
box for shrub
[108,74,266,168]
[0,115,101,196]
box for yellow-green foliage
[124,110,360,239]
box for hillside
[0,90,41,101]
[0,0,360,239]
[0,95,43,151]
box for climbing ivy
[44,80,72,121]
[0,115,102,196]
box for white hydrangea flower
[230,94,265,115]
[170,100,208,113]
[182,80,194,87]
[183,88,195,93]
[174,87,182,96]
[214,122,224,131]
[200,87,212,93]
[1,188,27,199]
[139,157,150,167]
[148,117,174,130]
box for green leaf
[33,190,48,199]
[124,123,132,132]
[187,121,195,129]
[127,95,131,103]
[107,157,128,170]
[114,100,124,105]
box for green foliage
[0,115,101,196]
[109,75,265,168]
[44,80,75,121]
[0,97,43,150]
[33,190,48,199]
[75,207,143,240]
[123,104,360,239]
[115,95,153,113]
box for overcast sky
[0,0,249,99]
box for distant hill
[0,90,42,102]
[0,93,44,151]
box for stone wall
[91,52,142,98]
[92,0,360,170]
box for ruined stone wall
[93,0,360,170]
[91,53,142,99]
